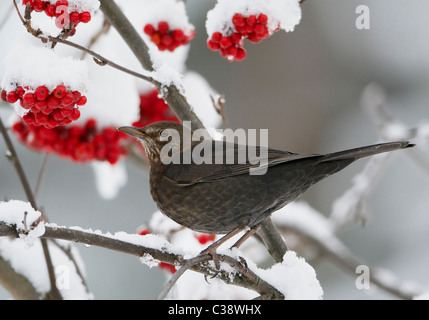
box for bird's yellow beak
[117,126,145,139]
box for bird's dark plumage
[119,122,414,234]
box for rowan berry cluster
[1,85,87,129]
[144,21,195,52]
[207,13,272,61]
[22,0,92,36]
[11,118,126,164]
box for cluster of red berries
[22,0,92,36]
[11,118,127,164]
[1,85,87,129]
[132,89,179,128]
[207,13,272,61]
[143,21,195,52]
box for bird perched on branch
[119,121,414,259]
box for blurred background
[1,0,428,299]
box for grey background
[1,0,428,299]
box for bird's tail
[320,141,414,162]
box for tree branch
[0,222,284,299]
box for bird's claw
[200,246,221,270]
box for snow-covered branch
[0,219,286,299]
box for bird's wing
[163,140,317,185]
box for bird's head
[118,121,186,163]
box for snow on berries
[1,43,89,129]
[206,0,302,61]
[143,21,195,52]
[21,0,99,36]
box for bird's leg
[200,227,244,269]
[230,224,261,249]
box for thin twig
[49,36,160,85]
[49,240,90,294]
[81,18,111,60]
[12,0,160,87]
[277,223,423,300]
[211,94,230,129]
[34,153,50,201]
[157,254,211,300]
[0,115,62,300]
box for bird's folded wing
[163,140,317,185]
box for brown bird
[119,121,414,257]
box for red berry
[225,45,237,57]
[158,262,176,274]
[16,86,25,98]
[33,0,46,12]
[79,11,91,23]
[56,0,68,7]
[1,90,6,102]
[35,112,49,124]
[61,117,72,125]
[45,4,56,17]
[53,85,66,98]
[235,48,247,61]
[150,33,161,46]
[247,33,262,43]
[6,91,19,103]
[257,14,268,25]
[246,15,257,27]
[61,92,75,107]
[138,228,150,236]
[161,34,173,46]
[207,40,220,51]
[232,13,245,27]
[45,116,60,129]
[211,32,223,42]
[23,112,35,124]
[143,24,155,36]
[60,108,73,117]
[194,233,216,245]
[254,24,268,37]
[230,32,242,45]
[52,109,64,121]
[69,108,80,121]
[35,86,49,100]
[76,95,87,106]
[69,11,80,24]
[34,99,47,111]
[41,106,54,115]
[23,93,35,106]
[158,21,169,34]
[173,29,185,43]
[219,36,232,48]
[47,96,61,108]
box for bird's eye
[159,129,169,138]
